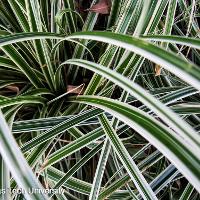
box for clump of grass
[0,0,200,199]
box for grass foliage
[0,0,200,199]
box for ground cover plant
[0,0,200,199]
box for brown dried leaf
[87,0,111,14]
[67,84,85,94]
[155,64,161,76]
[41,159,49,170]
[5,85,19,94]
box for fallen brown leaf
[67,84,85,94]
[40,159,49,170]
[87,0,111,14]
[5,85,19,94]
[155,64,161,76]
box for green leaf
[89,138,111,200]
[0,95,45,108]
[20,108,103,153]
[179,183,194,200]
[44,124,127,168]
[69,95,200,192]
[47,167,92,195]
[63,59,200,154]
[67,31,200,90]
[0,110,48,200]
[12,113,112,133]
[53,142,103,191]
[98,114,157,200]
[141,35,200,50]
[0,32,64,47]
